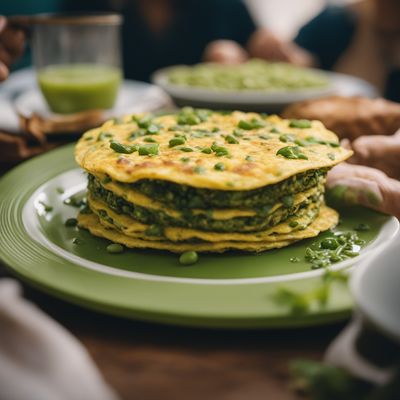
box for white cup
[325,238,400,385]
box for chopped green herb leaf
[238,118,265,130]
[110,140,137,154]
[238,120,253,130]
[169,137,186,147]
[304,136,340,147]
[143,137,157,143]
[211,143,229,157]
[320,238,339,250]
[132,114,153,129]
[146,124,160,135]
[276,146,308,160]
[169,124,190,132]
[177,108,201,125]
[289,119,312,129]
[232,129,244,137]
[225,135,239,144]
[138,143,159,156]
[216,149,229,157]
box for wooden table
[0,263,346,400]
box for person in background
[2,0,400,91]
[0,0,282,82]
[247,0,400,102]
[64,0,261,81]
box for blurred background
[1,0,360,72]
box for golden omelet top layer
[75,110,352,191]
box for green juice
[38,64,122,114]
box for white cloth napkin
[0,279,119,400]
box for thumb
[326,174,400,219]
[326,177,383,209]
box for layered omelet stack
[76,108,352,253]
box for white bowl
[352,237,400,343]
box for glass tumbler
[30,13,122,114]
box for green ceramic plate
[0,144,398,328]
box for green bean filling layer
[93,198,321,240]
[88,175,323,233]
[127,169,327,210]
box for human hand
[0,16,25,81]
[203,40,248,64]
[326,162,400,219]
[344,129,400,180]
[247,29,315,67]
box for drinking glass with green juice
[29,13,122,114]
